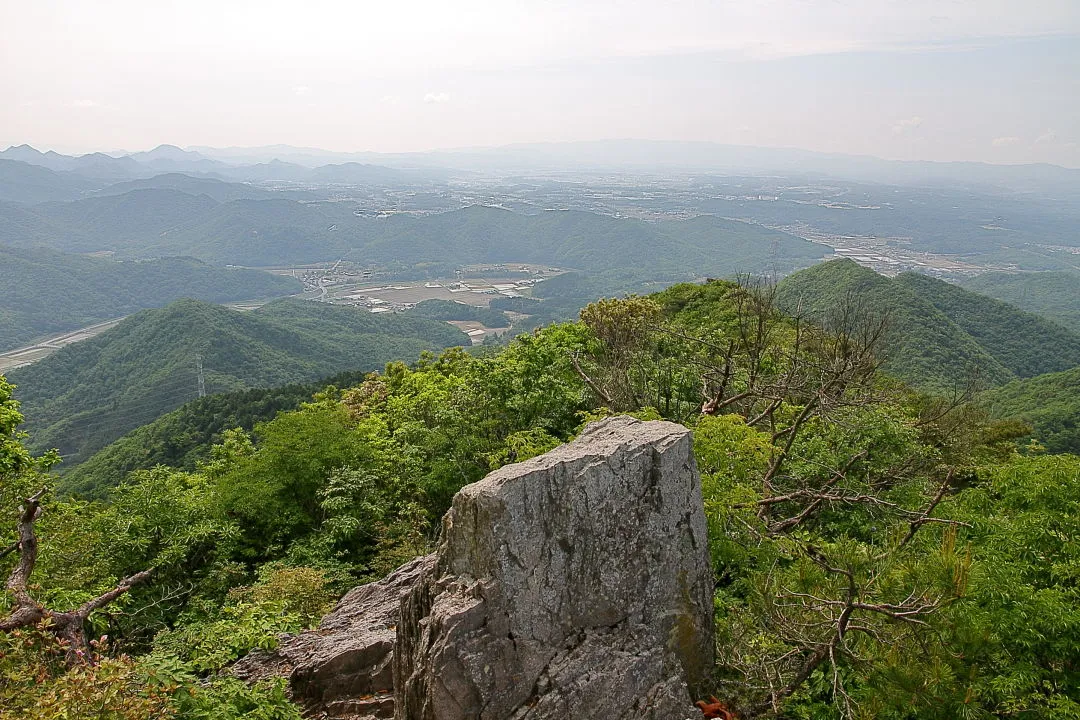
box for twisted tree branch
[0,491,153,664]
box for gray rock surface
[394,416,714,720]
[233,416,714,720]
[232,554,435,719]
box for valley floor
[0,317,125,372]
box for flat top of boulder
[467,415,690,497]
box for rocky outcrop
[233,555,435,719]
[234,416,714,720]
[394,416,714,720]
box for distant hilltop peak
[2,143,45,158]
[128,144,204,161]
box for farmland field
[262,262,564,312]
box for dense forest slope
[776,259,1080,390]
[979,365,1080,455]
[62,370,371,498]
[8,298,467,465]
[0,245,300,351]
[17,189,220,250]
[406,299,509,328]
[961,270,1080,334]
[0,190,828,272]
[893,272,1080,379]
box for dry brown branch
[568,351,615,407]
[888,470,958,556]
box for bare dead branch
[74,569,155,619]
[5,489,46,607]
[568,351,615,407]
[889,470,957,556]
[0,492,154,664]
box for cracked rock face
[232,554,435,719]
[394,416,714,720]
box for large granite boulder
[233,416,715,720]
[394,416,714,720]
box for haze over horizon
[2,0,1079,167]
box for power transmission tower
[195,353,206,398]
[769,236,781,282]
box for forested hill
[0,191,828,272]
[776,259,1080,390]
[979,365,1080,455]
[8,298,467,465]
[61,370,373,499]
[89,173,298,202]
[0,245,300,351]
[406,299,509,328]
[0,159,95,203]
[961,270,1080,334]
[893,272,1080,379]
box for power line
[195,353,206,398]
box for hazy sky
[2,0,1079,165]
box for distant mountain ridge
[0,159,95,203]
[0,143,437,186]
[8,297,468,465]
[0,144,141,179]
[0,190,829,272]
[89,173,314,202]
[0,159,313,204]
[0,143,222,178]
[9,141,1079,194]
[189,140,1080,194]
[126,144,207,163]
